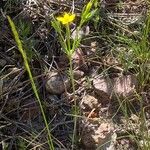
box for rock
[0,59,6,67]
[45,71,70,95]
[116,138,134,150]
[81,119,114,149]
[73,70,84,80]
[80,94,115,149]
[80,94,100,111]
[93,75,138,98]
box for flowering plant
[51,0,97,149]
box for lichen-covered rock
[80,94,100,111]
[81,119,114,149]
[80,93,115,149]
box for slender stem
[65,23,77,149]
[69,56,77,150]
[66,24,71,53]
[7,16,54,150]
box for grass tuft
[7,16,54,150]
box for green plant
[7,16,54,150]
[114,12,150,150]
[117,13,150,89]
[51,0,98,149]
[17,19,37,61]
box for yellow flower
[56,12,75,25]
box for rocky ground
[0,0,150,150]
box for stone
[81,119,114,149]
[73,70,84,80]
[93,75,138,98]
[45,71,70,95]
[80,94,100,111]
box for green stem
[66,24,71,53]
[69,56,77,150]
[7,16,54,150]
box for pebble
[45,71,70,95]
[80,94,100,111]
[73,70,84,80]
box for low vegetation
[0,0,150,149]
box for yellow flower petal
[56,12,75,25]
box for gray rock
[45,71,70,95]
[73,70,84,80]
[93,75,138,97]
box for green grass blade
[7,16,54,150]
